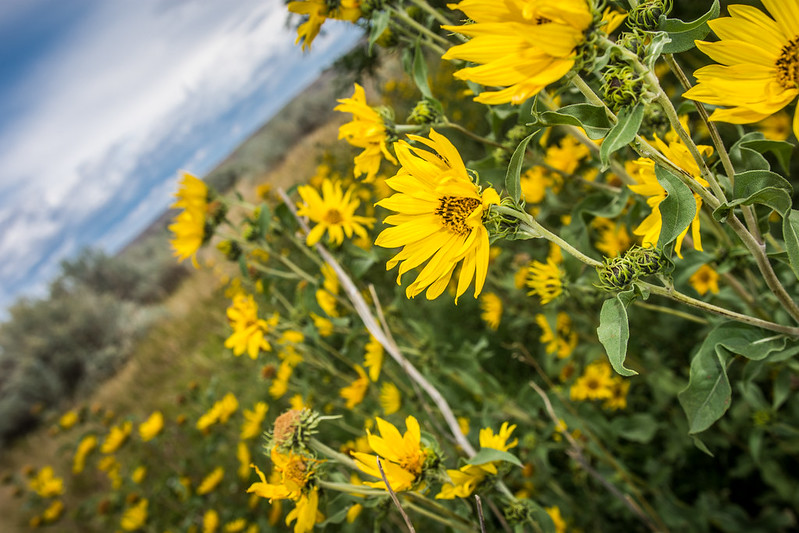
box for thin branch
[475,495,487,533]
[528,380,664,533]
[377,458,416,533]
[277,187,477,455]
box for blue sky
[0,0,363,311]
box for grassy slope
[0,96,349,533]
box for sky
[0,0,363,312]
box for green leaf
[714,169,793,221]
[690,435,714,457]
[533,103,611,140]
[597,289,638,377]
[505,133,536,206]
[782,210,799,279]
[658,0,720,54]
[257,203,271,236]
[678,338,731,434]
[611,413,658,443]
[412,43,432,99]
[655,165,696,249]
[465,448,523,468]
[367,11,390,54]
[599,103,645,168]
[740,138,794,175]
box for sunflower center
[587,378,600,390]
[435,196,481,235]
[324,208,344,224]
[399,450,426,476]
[283,457,308,488]
[776,37,799,89]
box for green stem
[664,53,763,242]
[389,6,452,51]
[310,438,359,469]
[403,492,474,528]
[440,118,508,149]
[641,282,799,336]
[389,20,447,56]
[402,501,473,532]
[317,480,386,496]
[409,0,458,31]
[492,205,603,268]
[632,301,709,325]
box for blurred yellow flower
[59,410,79,429]
[592,218,632,258]
[224,295,279,359]
[442,0,594,104]
[169,172,210,267]
[139,411,164,442]
[101,421,132,454]
[527,258,564,305]
[131,466,147,484]
[120,498,148,531]
[311,313,334,337]
[379,382,402,415]
[296,178,375,246]
[536,312,578,358]
[335,83,397,180]
[340,365,369,409]
[603,378,631,411]
[197,393,239,431]
[546,505,567,533]
[570,361,615,401]
[72,434,98,474]
[203,509,220,533]
[479,292,503,330]
[238,442,252,481]
[197,467,225,495]
[29,466,63,498]
[352,416,427,492]
[689,264,720,296]
[375,130,501,301]
[287,0,361,51]
[241,402,269,441]
[42,499,64,523]
[363,334,384,382]
[224,518,247,533]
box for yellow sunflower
[334,83,398,181]
[169,172,210,267]
[287,0,361,51]
[224,294,279,359]
[296,178,375,246]
[375,129,501,302]
[352,416,427,492]
[442,0,595,104]
[626,122,711,258]
[684,1,799,138]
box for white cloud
[0,0,362,307]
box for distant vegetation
[0,248,186,447]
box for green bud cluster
[265,408,322,455]
[596,245,665,291]
[615,32,646,59]
[627,0,672,31]
[601,64,644,111]
[408,99,441,125]
[503,499,540,526]
[215,239,241,262]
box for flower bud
[408,99,440,125]
[628,0,672,31]
[601,65,644,111]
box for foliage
[7,1,799,532]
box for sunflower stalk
[663,53,763,242]
[387,5,452,50]
[277,187,478,456]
